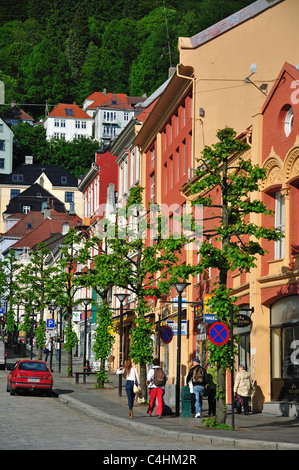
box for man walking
[186,358,207,418]
[147,358,168,419]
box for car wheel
[10,386,16,396]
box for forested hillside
[0,0,254,120]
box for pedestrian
[43,338,52,362]
[147,358,167,419]
[55,337,61,361]
[185,373,195,415]
[186,358,207,418]
[206,366,217,416]
[116,359,140,418]
[234,365,254,415]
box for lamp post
[82,299,91,383]
[114,293,128,396]
[172,282,190,417]
[48,301,57,371]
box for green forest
[0,0,254,121]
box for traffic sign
[160,325,173,344]
[208,321,230,346]
[46,319,55,329]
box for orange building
[134,0,299,414]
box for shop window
[271,295,299,400]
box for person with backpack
[146,358,168,419]
[186,358,207,418]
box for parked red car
[7,360,53,396]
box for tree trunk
[215,367,227,424]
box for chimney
[103,88,107,95]
[25,156,33,165]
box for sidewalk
[8,349,299,450]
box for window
[0,158,4,169]
[22,205,31,214]
[75,120,81,128]
[271,296,299,400]
[10,189,20,199]
[0,124,3,132]
[285,107,293,137]
[0,140,5,151]
[81,121,86,129]
[12,174,23,182]
[275,192,285,259]
[151,147,155,168]
[65,108,74,116]
[61,176,67,184]
[54,119,60,127]
[150,173,155,204]
[124,112,129,121]
[65,192,74,203]
[60,120,66,127]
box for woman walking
[116,359,140,418]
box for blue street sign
[0,307,4,315]
[208,322,229,346]
[46,319,55,328]
[161,325,173,344]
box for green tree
[189,128,282,424]
[17,243,58,359]
[54,229,86,376]
[87,185,198,395]
[47,137,101,178]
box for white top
[116,366,139,385]
[147,366,168,390]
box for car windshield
[18,362,49,372]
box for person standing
[147,358,167,419]
[44,338,52,362]
[186,358,207,418]
[116,359,140,418]
[234,365,254,415]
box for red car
[7,360,53,396]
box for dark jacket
[186,364,207,387]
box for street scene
[1,0,299,454]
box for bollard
[181,386,193,417]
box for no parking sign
[160,325,173,344]
[208,322,230,346]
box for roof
[0,163,78,187]
[47,103,92,120]
[1,105,34,123]
[2,211,45,238]
[261,61,299,113]
[3,183,67,215]
[180,0,284,49]
[7,211,82,251]
[84,92,147,111]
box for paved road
[0,370,237,451]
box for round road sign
[208,322,230,346]
[160,325,173,344]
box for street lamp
[172,282,190,417]
[81,299,91,383]
[48,301,57,371]
[114,293,128,396]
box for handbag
[133,369,141,395]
